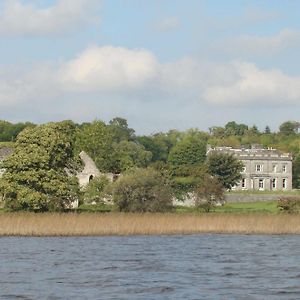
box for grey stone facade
[207,145,293,191]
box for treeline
[2,118,300,178]
[1,118,300,212]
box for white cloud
[216,29,300,56]
[1,45,300,128]
[0,0,99,36]
[59,46,159,92]
[203,61,300,105]
[154,17,181,32]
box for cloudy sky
[1,0,300,133]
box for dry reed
[0,213,299,236]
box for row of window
[242,164,287,173]
[241,178,287,189]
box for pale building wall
[207,146,293,191]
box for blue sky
[1,0,300,133]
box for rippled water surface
[0,235,300,299]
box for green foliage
[225,121,249,136]
[75,120,115,172]
[112,168,173,212]
[0,120,35,142]
[82,176,110,204]
[277,197,300,213]
[207,152,243,190]
[279,121,300,135]
[168,136,206,167]
[0,122,79,211]
[169,165,208,198]
[194,175,225,212]
[109,117,135,142]
[113,140,152,172]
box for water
[0,235,299,299]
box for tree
[225,121,248,136]
[0,122,79,211]
[75,120,115,172]
[207,152,243,190]
[264,126,271,134]
[112,168,173,212]
[0,120,35,142]
[279,121,300,135]
[113,140,152,172]
[168,136,206,167]
[137,134,170,162]
[194,175,225,212]
[109,117,135,142]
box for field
[0,211,299,236]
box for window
[241,178,246,188]
[272,164,277,172]
[283,178,287,189]
[256,164,263,172]
[282,165,287,173]
[272,178,276,189]
[259,179,264,190]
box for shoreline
[0,213,299,236]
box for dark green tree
[279,121,300,135]
[113,140,152,172]
[264,126,271,134]
[225,121,248,136]
[207,152,243,190]
[0,122,79,211]
[168,136,206,167]
[75,120,115,172]
[109,117,135,142]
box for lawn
[171,201,279,214]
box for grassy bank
[0,213,299,236]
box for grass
[73,201,279,214]
[0,212,299,236]
[214,201,279,213]
[175,201,278,214]
[227,190,300,195]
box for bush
[194,176,225,212]
[82,175,110,204]
[112,168,173,212]
[278,197,300,213]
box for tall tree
[207,152,243,190]
[0,122,79,211]
[279,121,300,135]
[75,120,114,172]
[168,136,206,167]
[113,140,152,172]
[109,117,135,142]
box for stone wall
[225,193,288,203]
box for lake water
[0,235,299,299]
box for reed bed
[0,213,299,236]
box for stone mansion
[207,145,293,191]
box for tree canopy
[0,122,79,211]
[207,152,243,190]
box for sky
[1,0,300,134]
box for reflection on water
[0,235,299,299]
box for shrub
[278,197,300,213]
[194,176,225,212]
[112,168,173,212]
[82,176,110,204]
